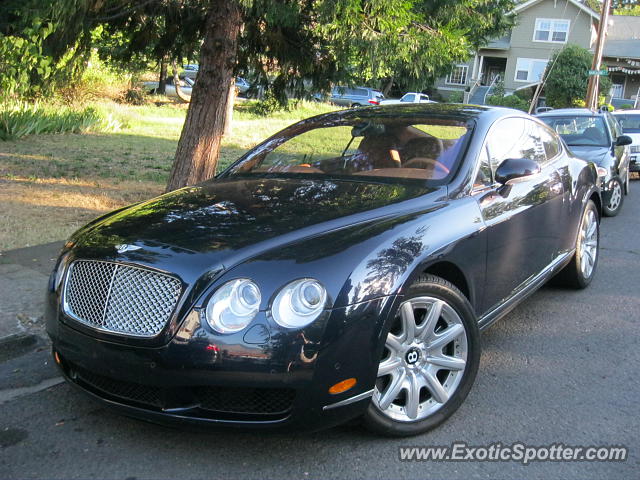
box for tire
[362,274,480,437]
[351,103,362,108]
[603,177,624,217]
[625,170,630,195]
[553,200,599,289]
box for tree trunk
[166,0,242,192]
[382,76,394,97]
[157,57,167,95]
[172,59,192,103]
[223,78,236,135]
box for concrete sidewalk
[0,242,62,359]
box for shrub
[544,44,611,108]
[58,53,132,105]
[247,91,298,116]
[619,104,634,110]
[0,102,121,141]
[486,94,529,111]
[122,88,147,106]
[447,91,464,103]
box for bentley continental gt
[46,104,601,436]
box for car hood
[567,146,611,166]
[69,176,438,278]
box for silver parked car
[329,86,385,107]
[142,76,194,97]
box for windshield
[539,116,610,147]
[614,113,640,133]
[225,117,471,183]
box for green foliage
[619,104,634,110]
[0,20,56,98]
[544,44,612,109]
[247,91,298,116]
[0,102,120,140]
[447,91,464,103]
[486,94,529,111]
[0,0,102,99]
[614,4,640,15]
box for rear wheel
[362,275,480,436]
[553,200,599,289]
[603,177,623,217]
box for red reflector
[205,344,219,352]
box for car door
[473,117,565,313]
[606,113,630,182]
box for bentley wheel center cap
[405,347,421,365]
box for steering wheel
[402,157,450,177]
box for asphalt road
[2,182,639,480]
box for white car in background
[613,110,640,175]
[380,92,436,105]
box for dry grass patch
[0,177,162,250]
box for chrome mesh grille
[63,260,182,337]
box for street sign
[588,69,609,76]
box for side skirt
[477,249,575,331]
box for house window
[534,18,570,43]
[447,65,468,85]
[514,58,549,82]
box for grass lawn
[0,99,337,251]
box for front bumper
[46,291,397,431]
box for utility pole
[585,0,612,110]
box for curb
[0,333,39,362]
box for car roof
[613,110,640,115]
[536,108,604,117]
[307,103,516,125]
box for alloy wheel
[373,296,468,422]
[608,180,622,212]
[579,208,598,278]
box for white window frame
[446,65,469,86]
[533,18,570,44]
[514,58,549,83]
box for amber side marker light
[329,378,357,395]
[53,351,62,365]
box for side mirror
[495,158,541,184]
[616,135,632,147]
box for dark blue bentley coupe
[46,104,601,436]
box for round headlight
[272,278,327,329]
[205,279,261,334]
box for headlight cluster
[204,278,327,334]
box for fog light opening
[329,378,357,395]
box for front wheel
[362,275,480,437]
[603,177,624,216]
[553,200,599,289]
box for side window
[355,88,368,96]
[486,118,546,170]
[606,114,622,138]
[538,124,561,161]
[401,94,415,103]
[474,145,493,188]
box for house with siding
[433,0,640,108]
